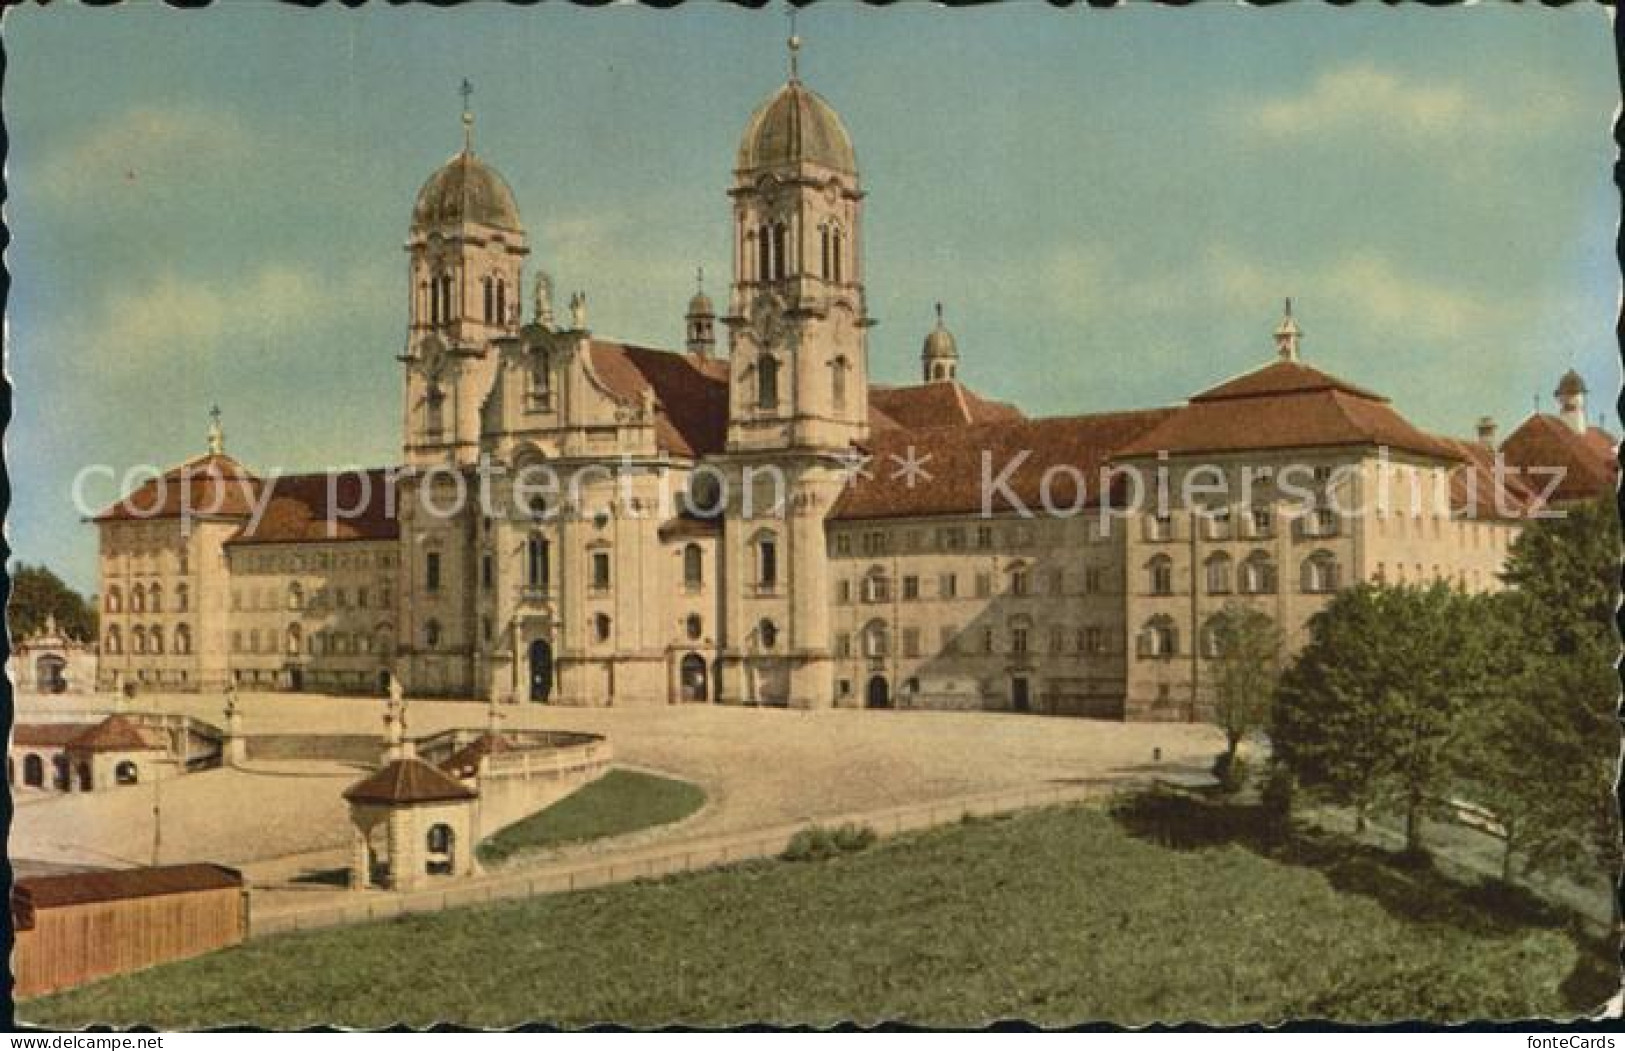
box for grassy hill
[25,799,1612,1029]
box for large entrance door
[679,653,708,703]
[528,639,554,703]
[1011,676,1031,713]
[866,675,891,710]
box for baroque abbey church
[93,43,1615,720]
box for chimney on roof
[1475,415,1498,447]
[1273,299,1301,362]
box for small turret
[1273,298,1301,362]
[921,303,959,384]
[1556,369,1588,434]
[1475,415,1498,447]
[686,267,716,356]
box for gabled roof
[66,715,166,753]
[587,341,731,458]
[343,757,478,805]
[869,381,1024,432]
[13,863,242,913]
[833,408,1177,521]
[225,468,399,546]
[1113,359,1461,462]
[93,453,261,523]
[1500,413,1618,504]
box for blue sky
[5,4,1617,593]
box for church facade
[92,52,1615,719]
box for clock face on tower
[749,294,785,348]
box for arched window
[483,276,494,323]
[175,583,189,613]
[862,566,890,604]
[496,277,507,324]
[1147,555,1174,596]
[820,225,832,280]
[1205,553,1232,595]
[861,620,889,659]
[1201,617,1223,659]
[1138,616,1179,658]
[831,227,844,284]
[24,754,44,787]
[755,532,780,590]
[425,385,446,439]
[1241,551,1277,595]
[425,619,442,649]
[1301,550,1341,594]
[685,613,704,640]
[175,624,192,656]
[427,823,454,855]
[759,619,780,650]
[105,625,122,654]
[149,625,163,655]
[757,355,780,410]
[743,226,756,281]
[757,225,772,283]
[131,585,146,614]
[1009,563,1031,597]
[683,544,704,589]
[593,613,612,643]
[287,623,303,655]
[527,535,551,589]
[106,587,123,613]
[115,761,139,786]
[439,274,455,324]
[831,356,849,411]
[132,626,147,655]
[288,582,304,610]
[771,222,788,280]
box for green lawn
[25,798,1613,1029]
[476,768,706,865]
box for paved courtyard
[12,691,1222,874]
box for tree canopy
[8,563,97,642]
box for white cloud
[1244,64,1561,145]
[39,105,252,205]
[45,263,390,373]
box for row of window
[231,624,394,657]
[104,550,190,574]
[833,523,1046,557]
[1146,551,1341,597]
[104,624,191,656]
[834,622,1115,660]
[105,584,185,614]
[740,221,846,284]
[232,583,392,613]
[234,549,395,574]
[1137,614,1286,660]
[835,565,1113,605]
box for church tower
[401,84,529,468]
[716,33,866,710]
[921,303,959,383]
[724,33,869,453]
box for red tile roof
[1113,359,1462,462]
[1500,414,1617,505]
[587,342,731,458]
[833,408,1177,521]
[65,715,166,753]
[93,454,262,523]
[13,863,242,912]
[225,468,400,546]
[12,723,97,748]
[1431,435,1540,521]
[343,757,478,805]
[869,381,1025,431]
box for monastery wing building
[93,47,1616,720]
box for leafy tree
[1206,601,1284,778]
[1272,582,1496,854]
[1462,498,1621,884]
[7,563,97,642]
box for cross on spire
[696,265,705,293]
[460,78,475,151]
[787,6,801,81]
[206,404,224,456]
[1273,297,1302,362]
